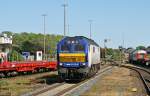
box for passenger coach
[57,36,100,80]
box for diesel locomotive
[129,50,149,65]
[57,36,100,80]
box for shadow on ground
[32,74,61,85]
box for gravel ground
[63,66,113,96]
[81,66,147,96]
[0,64,112,96]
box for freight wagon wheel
[0,73,5,78]
[11,71,18,76]
[6,72,11,77]
[33,69,38,73]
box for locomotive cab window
[61,44,69,52]
[75,44,85,52]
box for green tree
[11,32,63,58]
[136,46,146,50]
[8,50,24,61]
[2,31,13,36]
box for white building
[0,33,12,61]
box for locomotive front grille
[59,53,85,62]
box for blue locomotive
[57,36,100,80]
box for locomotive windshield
[61,44,70,52]
[74,44,85,52]
[60,39,85,52]
[60,44,85,52]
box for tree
[8,50,24,61]
[1,31,63,60]
[136,46,146,50]
[2,31,13,36]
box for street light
[42,14,47,60]
[63,0,68,36]
[88,20,93,39]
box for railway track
[121,65,150,95]
[23,66,113,96]
[108,60,150,96]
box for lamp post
[89,20,93,39]
[42,14,47,60]
[63,0,68,36]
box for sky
[0,0,150,48]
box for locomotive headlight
[59,63,63,66]
[82,63,86,66]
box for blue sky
[0,0,150,48]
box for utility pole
[42,14,47,60]
[89,20,93,39]
[63,0,68,36]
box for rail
[112,61,150,95]
[26,66,113,96]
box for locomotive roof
[132,50,147,54]
[64,36,99,47]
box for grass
[0,78,32,96]
[0,72,58,96]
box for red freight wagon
[0,60,57,77]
